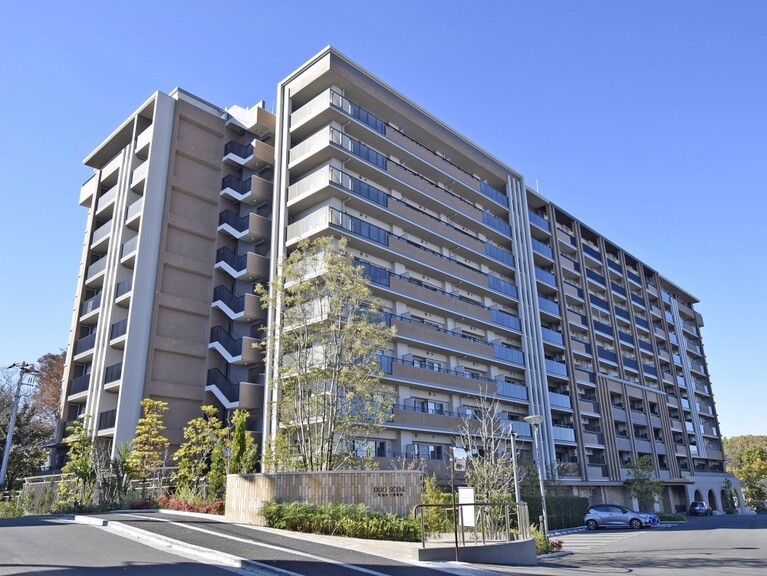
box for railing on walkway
[413,501,530,548]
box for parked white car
[585,504,659,529]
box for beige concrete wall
[226,470,422,525]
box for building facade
[58,47,739,512]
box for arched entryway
[694,489,703,502]
[708,489,717,511]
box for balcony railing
[104,362,122,384]
[80,293,102,316]
[98,409,117,430]
[224,140,253,159]
[549,391,572,409]
[213,285,245,315]
[68,374,90,396]
[329,90,386,134]
[210,325,243,358]
[115,276,133,298]
[538,296,560,316]
[216,246,247,272]
[74,333,96,355]
[528,210,550,231]
[535,267,556,287]
[207,368,240,403]
[545,359,568,377]
[110,319,128,340]
[222,174,251,195]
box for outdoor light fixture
[506,424,521,503]
[524,414,549,536]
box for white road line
[115,513,454,576]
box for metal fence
[413,501,530,548]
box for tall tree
[31,350,66,428]
[229,409,251,475]
[625,454,662,511]
[60,418,96,506]
[724,435,767,506]
[173,405,226,497]
[127,398,170,497]
[259,236,395,472]
[1,368,51,490]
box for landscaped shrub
[524,495,589,530]
[0,502,21,518]
[156,495,225,515]
[261,501,420,541]
[657,512,687,522]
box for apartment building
[58,89,275,463]
[58,46,738,512]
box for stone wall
[226,470,422,525]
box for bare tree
[456,389,519,502]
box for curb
[538,550,573,559]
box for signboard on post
[458,486,476,528]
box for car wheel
[629,518,642,529]
[707,511,713,516]
[586,519,598,530]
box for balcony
[528,210,550,232]
[86,257,108,283]
[211,285,262,322]
[218,210,271,242]
[206,368,240,406]
[223,138,274,170]
[96,185,118,215]
[531,237,553,259]
[549,391,572,409]
[552,426,576,442]
[535,267,557,287]
[214,247,269,282]
[73,333,96,357]
[538,296,560,317]
[382,355,500,396]
[110,319,128,347]
[97,409,116,431]
[104,362,122,387]
[208,325,260,365]
[67,374,90,398]
[126,198,143,230]
[130,161,148,191]
[221,174,272,206]
[115,276,133,306]
[135,126,151,159]
[557,461,581,477]
[80,293,102,318]
[541,326,564,346]
[389,275,492,325]
[545,359,568,378]
[120,236,138,266]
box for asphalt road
[486,513,767,576]
[0,516,237,575]
[2,512,766,576]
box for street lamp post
[506,424,521,504]
[1,362,37,491]
[524,414,549,537]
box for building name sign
[373,485,406,497]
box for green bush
[0,502,21,518]
[524,495,589,530]
[657,513,687,522]
[531,524,563,555]
[261,501,420,541]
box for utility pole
[1,362,37,491]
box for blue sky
[1,1,764,437]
